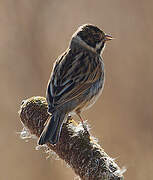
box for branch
[19,96,125,180]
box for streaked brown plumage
[38,24,112,145]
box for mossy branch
[19,96,125,180]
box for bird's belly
[84,86,103,110]
[75,78,104,113]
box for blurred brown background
[0,0,153,179]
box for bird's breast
[78,59,105,112]
[84,75,104,111]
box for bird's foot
[67,115,78,126]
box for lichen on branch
[19,96,125,180]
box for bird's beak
[105,34,113,41]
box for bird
[38,24,113,145]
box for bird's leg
[76,111,88,133]
[78,113,84,123]
[76,111,84,123]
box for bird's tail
[38,112,66,145]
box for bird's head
[72,24,113,54]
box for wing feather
[47,49,103,110]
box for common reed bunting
[38,24,112,145]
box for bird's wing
[47,49,103,109]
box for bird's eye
[94,33,101,41]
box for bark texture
[19,96,125,180]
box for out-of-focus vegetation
[0,1,153,179]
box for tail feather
[38,112,65,145]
